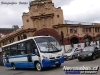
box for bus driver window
[26,39,38,54]
[32,43,39,55]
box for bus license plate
[55,61,58,64]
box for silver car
[64,48,82,60]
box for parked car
[64,48,82,60]
[78,46,100,61]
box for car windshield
[83,46,94,51]
[34,37,61,53]
[66,49,72,53]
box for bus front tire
[55,64,61,67]
[35,62,42,71]
[12,64,17,70]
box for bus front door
[27,53,40,68]
[26,40,40,68]
[27,53,34,68]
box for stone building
[0,0,100,52]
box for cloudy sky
[0,0,100,28]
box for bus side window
[7,46,10,56]
[26,44,30,54]
[31,41,37,54]
[3,47,6,57]
[17,42,25,55]
[26,41,32,54]
[31,41,39,55]
[3,47,10,57]
[10,44,17,56]
[4,47,8,56]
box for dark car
[78,46,100,61]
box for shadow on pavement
[8,66,63,71]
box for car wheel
[72,55,75,59]
[55,64,61,67]
[78,58,82,61]
[65,58,67,61]
[93,55,96,60]
[36,62,42,71]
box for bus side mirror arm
[35,49,40,57]
[35,52,40,57]
[37,54,40,57]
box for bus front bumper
[41,56,64,67]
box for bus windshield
[34,37,61,53]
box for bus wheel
[55,64,61,67]
[12,64,16,70]
[36,62,42,71]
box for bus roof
[2,36,52,48]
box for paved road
[0,58,100,75]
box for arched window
[20,35,23,40]
[23,34,27,39]
[17,36,20,41]
[12,38,15,42]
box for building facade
[0,0,100,52]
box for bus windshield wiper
[47,43,51,52]
[48,42,60,51]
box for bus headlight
[88,53,92,56]
[42,55,48,59]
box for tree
[61,31,64,44]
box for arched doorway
[70,37,79,48]
[34,28,61,44]
[84,36,92,42]
[70,37,79,44]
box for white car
[64,48,82,60]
